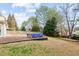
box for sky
[0,3,79,28]
[0,3,57,28]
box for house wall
[0,24,6,37]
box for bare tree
[59,3,79,38]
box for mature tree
[43,17,59,37]
[35,6,49,31]
[7,14,18,31]
[21,16,40,31]
[7,14,12,29]
[11,14,18,30]
[47,8,62,21]
[35,6,62,32]
[20,20,28,31]
[60,3,79,38]
[47,8,64,36]
[28,16,40,32]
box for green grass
[0,43,50,56]
[0,37,79,56]
[10,46,32,56]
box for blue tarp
[32,33,43,38]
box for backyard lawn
[0,37,79,56]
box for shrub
[71,32,79,40]
[21,26,26,31]
[31,25,40,32]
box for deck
[0,36,47,44]
[0,31,47,44]
[0,36,31,44]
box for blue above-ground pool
[31,33,43,38]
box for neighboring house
[25,22,32,32]
[0,16,6,37]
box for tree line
[6,3,79,38]
[21,3,79,38]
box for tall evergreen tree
[43,17,59,37]
[7,14,12,30]
[12,14,18,30]
[7,14,18,31]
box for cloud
[2,10,7,15]
[12,3,40,13]
[0,10,8,18]
[27,9,36,13]
[12,3,26,8]
[33,4,41,8]
[12,3,40,8]
[11,3,41,28]
[14,13,26,17]
[0,10,7,16]
[14,13,29,28]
